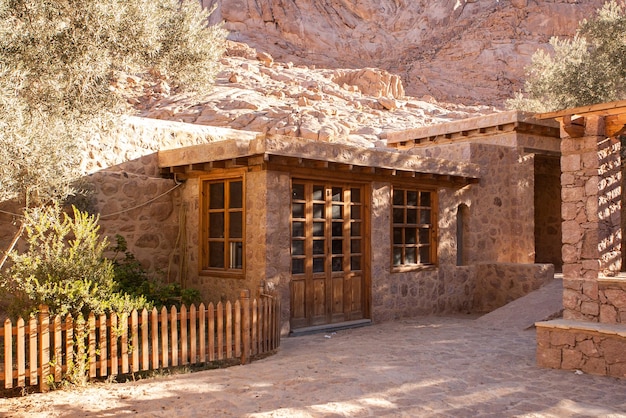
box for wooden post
[4,318,12,388]
[38,305,50,392]
[240,290,250,365]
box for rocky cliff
[201,0,604,106]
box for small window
[202,177,244,273]
[392,188,436,268]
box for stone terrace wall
[472,263,555,313]
[537,320,626,378]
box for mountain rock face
[138,41,494,147]
[201,0,605,106]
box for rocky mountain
[136,0,606,145]
[201,0,605,106]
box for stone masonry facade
[536,107,626,379]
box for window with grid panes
[202,178,244,272]
[392,188,435,267]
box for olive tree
[507,0,626,113]
[0,0,227,206]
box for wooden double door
[290,180,368,329]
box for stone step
[475,276,563,330]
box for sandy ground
[1,316,626,417]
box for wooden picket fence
[0,291,280,391]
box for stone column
[561,115,622,321]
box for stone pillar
[560,115,622,321]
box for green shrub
[0,205,148,318]
[111,235,202,308]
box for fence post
[38,305,50,393]
[240,290,250,365]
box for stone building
[156,110,560,334]
[0,111,562,336]
[535,100,626,378]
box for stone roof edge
[158,134,480,180]
[384,110,560,144]
[124,115,262,145]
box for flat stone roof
[385,110,560,147]
[158,134,480,181]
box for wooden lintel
[397,171,415,178]
[171,166,186,174]
[247,155,267,166]
[605,113,626,137]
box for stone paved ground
[2,316,625,417]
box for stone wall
[370,184,474,321]
[409,141,537,265]
[536,320,626,378]
[0,117,228,282]
[471,263,555,313]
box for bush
[111,235,202,308]
[0,205,148,318]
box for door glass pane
[351,239,361,253]
[292,258,305,274]
[313,222,325,237]
[351,188,361,203]
[332,239,343,254]
[419,228,430,244]
[351,222,361,237]
[350,206,361,220]
[313,204,325,219]
[230,242,243,269]
[393,189,404,206]
[209,183,224,209]
[292,184,305,200]
[407,209,418,224]
[351,256,361,271]
[292,240,304,256]
[407,191,418,206]
[229,212,242,238]
[332,205,343,219]
[209,213,224,238]
[292,203,305,218]
[312,185,324,201]
[332,257,343,272]
[332,222,343,237]
[420,192,431,207]
[420,246,431,264]
[393,208,404,224]
[332,187,343,202]
[292,221,305,237]
[229,181,243,208]
[313,257,325,273]
[420,209,431,225]
[313,239,325,255]
[209,242,224,268]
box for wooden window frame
[199,171,246,278]
[390,186,438,273]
